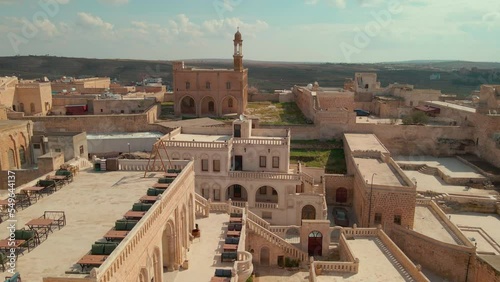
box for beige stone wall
[92,99,156,115]
[474,256,500,282]
[391,225,475,282]
[0,120,32,171]
[173,67,248,117]
[316,92,355,111]
[11,105,160,134]
[0,78,17,109]
[16,82,52,115]
[324,174,354,205]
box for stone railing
[255,202,278,209]
[95,162,194,281]
[377,229,430,282]
[301,172,314,186]
[233,138,286,146]
[338,233,356,263]
[162,140,231,149]
[118,159,190,172]
[342,227,378,237]
[247,210,270,230]
[210,202,229,213]
[231,201,246,208]
[229,171,301,181]
[427,200,473,247]
[234,251,253,282]
[416,198,431,205]
[195,194,209,217]
[247,218,308,262]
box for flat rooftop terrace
[395,156,485,179]
[354,158,406,186]
[0,170,153,281]
[87,131,164,139]
[345,134,388,153]
[413,206,461,245]
[319,237,415,281]
[168,133,231,142]
[426,101,476,113]
[448,212,500,255]
[164,212,234,282]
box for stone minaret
[233,28,243,71]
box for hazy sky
[0,0,499,63]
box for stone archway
[153,248,161,281]
[336,187,348,203]
[260,246,270,266]
[201,96,216,116]
[162,220,177,271]
[8,149,16,169]
[226,184,248,201]
[221,96,239,115]
[301,205,316,220]
[308,231,323,257]
[180,96,196,115]
[255,186,278,204]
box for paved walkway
[164,212,233,282]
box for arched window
[206,82,211,89]
[8,149,16,169]
[19,146,26,165]
[186,82,190,90]
[208,101,214,112]
[228,98,233,108]
[30,103,35,113]
[19,103,25,112]
[226,82,231,89]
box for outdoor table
[229,217,242,223]
[153,183,170,189]
[104,230,129,241]
[0,239,25,250]
[21,186,46,199]
[226,231,241,237]
[223,244,238,252]
[77,255,108,270]
[124,211,145,220]
[139,195,159,203]
[26,218,55,238]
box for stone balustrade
[233,138,285,146]
[247,211,270,230]
[162,140,232,149]
[247,218,308,262]
[229,171,301,181]
[255,202,278,209]
[342,227,378,237]
[118,159,190,171]
[234,251,253,282]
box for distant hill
[1,56,499,96]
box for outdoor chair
[14,228,39,252]
[228,223,242,231]
[90,242,118,255]
[224,237,239,245]
[4,272,21,282]
[220,252,238,262]
[158,177,174,184]
[230,213,242,218]
[55,169,73,182]
[115,219,138,231]
[132,203,152,212]
[214,269,232,278]
[147,188,164,196]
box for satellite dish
[239,114,245,121]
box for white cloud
[98,0,129,5]
[56,0,70,4]
[304,0,319,5]
[304,0,346,8]
[77,12,113,31]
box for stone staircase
[417,165,438,176]
[247,211,309,263]
[373,238,416,282]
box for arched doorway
[19,103,24,112]
[153,248,161,281]
[260,246,270,266]
[221,96,238,115]
[162,220,177,271]
[285,228,300,244]
[30,103,35,114]
[336,187,347,203]
[226,184,248,201]
[255,186,278,204]
[301,205,316,220]
[180,96,196,115]
[308,231,323,257]
[201,96,216,116]
[138,268,148,282]
[19,146,26,166]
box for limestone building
[172,29,248,117]
[0,119,33,170]
[0,77,52,116]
